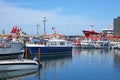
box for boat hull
[0,42,24,59]
[0,43,24,54]
[26,46,73,55]
[81,45,94,49]
[0,52,24,60]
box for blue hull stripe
[26,47,72,54]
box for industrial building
[114,17,120,35]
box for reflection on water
[113,50,120,75]
[40,55,72,80]
[72,48,113,63]
[41,55,72,68]
[0,69,39,79]
[114,49,120,62]
[2,49,120,80]
[39,48,118,80]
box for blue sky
[0,0,120,35]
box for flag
[7,34,12,39]
[11,26,21,34]
[11,27,17,33]
[52,27,55,30]
[10,27,15,33]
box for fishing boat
[26,26,72,55]
[26,38,73,55]
[0,27,25,59]
[0,58,39,71]
[81,24,106,49]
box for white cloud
[0,0,106,35]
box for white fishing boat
[80,39,94,49]
[0,58,39,71]
[109,41,118,49]
[93,40,109,49]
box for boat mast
[36,24,40,35]
[42,17,47,35]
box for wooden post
[38,48,40,65]
[25,48,28,58]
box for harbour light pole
[42,17,47,35]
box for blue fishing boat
[26,38,73,55]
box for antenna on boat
[90,23,94,31]
[42,17,47,35]
[108,24,112,29]
[36,24,40,35]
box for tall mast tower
[42,17,47,35]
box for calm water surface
[1,48,120,80]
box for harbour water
[1,48,120,80]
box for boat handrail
[17,54,24,61]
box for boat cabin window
[51,42,57,45]
[60,42,65,45]
[0,44,4,48]
[50,41,66,46]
